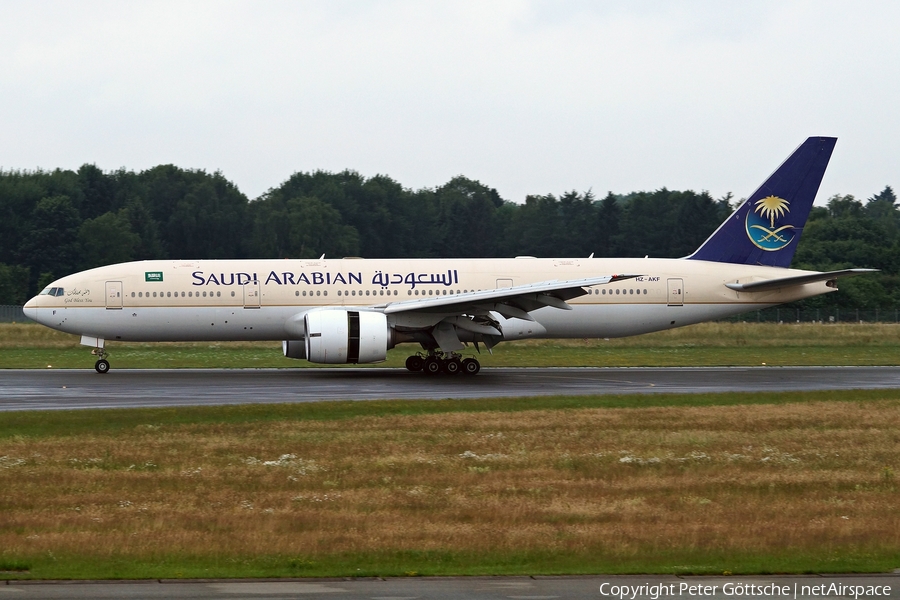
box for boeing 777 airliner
[24,137,874,374]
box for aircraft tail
[687,136,836,268]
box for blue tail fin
[688,136,836,267]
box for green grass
[7,344,900,369]
[6,547,899,579]
[3,321,900,368]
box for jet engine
[303,309,390,364]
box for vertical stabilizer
[688,137,836,267]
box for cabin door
[243,283,260,308]
[667,278,684,306]
[105,281,123,309]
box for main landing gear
[92,348,110,374]
[405,351,480,375]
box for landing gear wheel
[95,359,110,374]
[443,358,462,375]
[462,357,480,375]
[405,355,425,372]
[423,356,442,375]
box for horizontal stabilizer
[725,269,878,293]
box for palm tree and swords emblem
[745,195,795,251]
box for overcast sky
[2,1,898,204]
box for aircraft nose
[23,296,38,321]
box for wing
[381,274,642,318]
[724,268,877,293]
[374,274,641,352]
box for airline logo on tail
[746,195,795,251]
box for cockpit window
[40,287,53,295]
[40,287,64,296]
[54,288,64,296]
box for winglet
[688,137,836,267]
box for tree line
[0,164,895,310]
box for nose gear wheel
[91,347,111,374]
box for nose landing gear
[91,348,110,374]
[404,351,480,375]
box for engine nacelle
[304,309,389,364]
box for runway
[1,574,897,599]
[2,366,900,411]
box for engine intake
[304,309,389,364]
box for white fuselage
[24,257,833,344]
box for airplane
[24,136,874,375]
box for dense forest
[0,164,896,310]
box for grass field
[2,322,899,578]
[3,321,900,369]
[1,390,899,579]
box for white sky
[1,1,898,204]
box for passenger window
[138,292,143,298]
[366,290,370,296]
[316,291,321,296]
[229,291,233,297]
[217,291,221,297]
[323,291,327,296]
[615,289,620,295]
[408,290,412,295]
[131,292,135,298]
